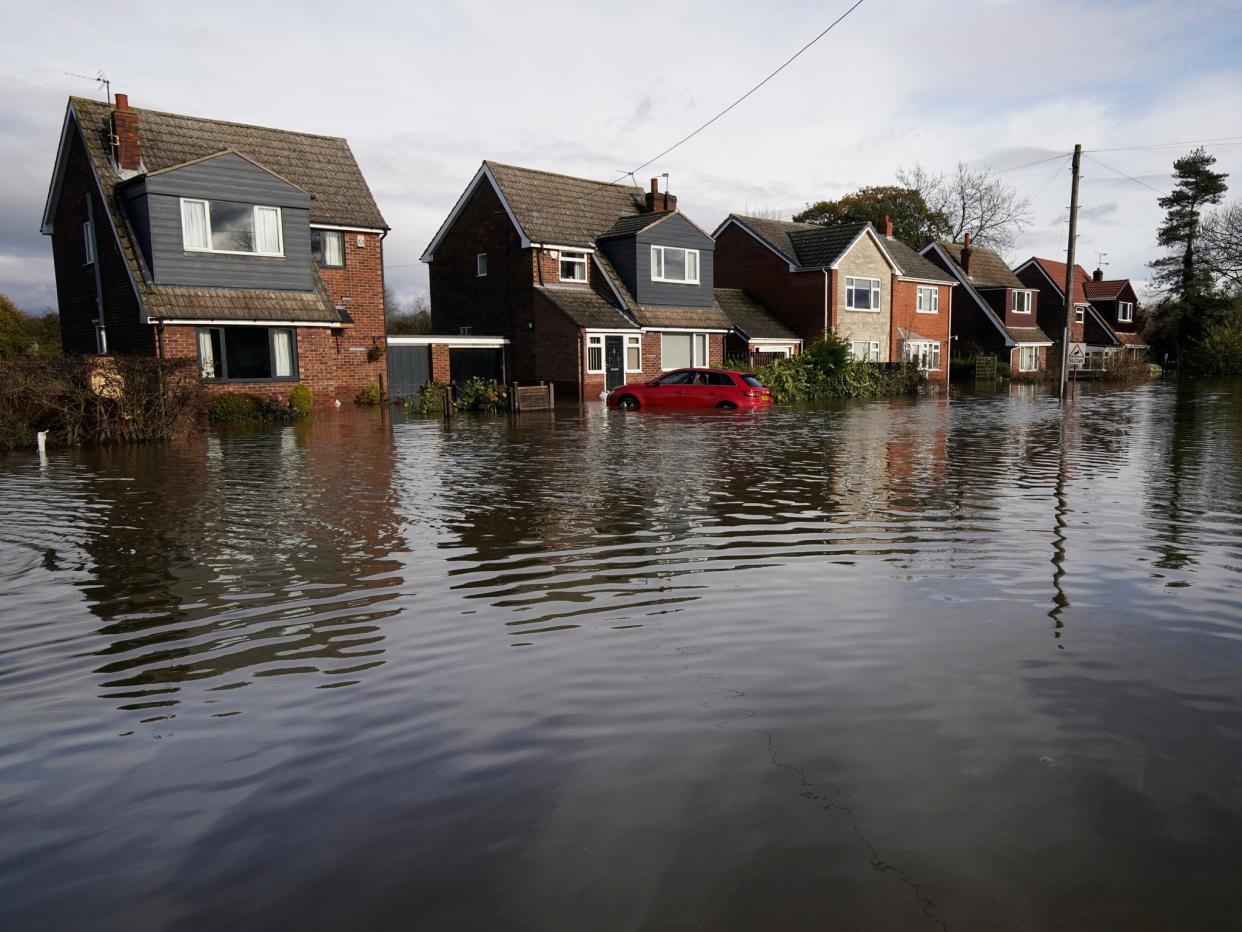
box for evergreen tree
[1151,147,1229,301]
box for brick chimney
[1093,267,1104,282]
[882,214,893,239]
[960,231,973,276]
[644,177,677,213]
[111,93,141,172]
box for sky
[2,0,1241,313]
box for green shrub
[747,335,922,404]
[354,383,381,406]
[455,377,508,412]
[805,334,851,371]
[407,381,448,417]
[1190,316,1242,376]
[0,411,37,451]
[287,383,313,416]
[207,391,297,425]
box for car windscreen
[740,374,764,388]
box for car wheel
[616,395,640,410]
[715,401,737,410]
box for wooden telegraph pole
[1059,144,1082,401]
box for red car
[607,368,773,411]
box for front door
[604,335,624,391]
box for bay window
[311,229,345,268]
[180,198,284,256]
[559,251,587,282]
[845,277,881,310]
[916,286,938,313]
[196,326,297,381]
[661,332,708,369]
[651,246,700,284]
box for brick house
[921,236,1053,376]
[1083,270,1148,355]
[421,162,788,400]
[41,94,388,403]
[712,215,955,380]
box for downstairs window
[196,326,297,381]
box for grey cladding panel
[635,214,715,307]
[118,185,153,272]
[144,152,311,208]
[599,240,638,298]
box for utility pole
[1059,144,1082,401]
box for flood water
[2,380,1241,931]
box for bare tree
[896,162,1033,251]
[741,205,785,221]
[1200,201,1242,291]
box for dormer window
[559,251,587,282]
[651,245,699,284]
[1012,290,1033,314]
[1118,301,1134,322]
[180,198,284,256]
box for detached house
[712,215,955,380]
[1083,269,1148,355]
[42,94,388,401]
[922,235,1053,376]
[421,163,789,399]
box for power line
[1028,154,1073,199]
[997,151,1073,173]
[1085,134,1242,154]
[1083,154,1168,197]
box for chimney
[1093,267,1104,282]
[111,93,141,172]
[644,177,677,213]
[960,231,973,276]
[882,214,893,239]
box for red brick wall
[532,248,590,285]
[891,279,951,381]
[714,224,829,342]
[314,230,387,395]
[1009,344,1048,375]
[51,126,151,356]
[1015,265,1084,350]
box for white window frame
[559,250,588,282]
[903,340,941,371]
[1012,290,1033,314]
[625,334,642,373]
[476,253,488,277]
[180,197,285,257]
[915,286,938,314]
[849,340,882,362]
[1118,301,1134,323]
[1075,306,1085,323]
[586,334,603,373]
[83,221,95,265]
[1018,345,1039,372]
[845,277,882,311]
[588,333,644,374]
[650,245,700,285]
[660,331,709,370]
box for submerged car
[607,368,773,411]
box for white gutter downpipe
[823,269,830,338]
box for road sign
[1067,342,1086,369]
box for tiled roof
[143,276,345,324]
[72,97,386,229]
[787,223,870,268]
[1029,257,1091,303]
[1005,326,1053,344]
[485,161,646,248]
[1083,278,1128,300]
[938,241,1024,289]
[882,237,955,283]
[632,303,734,330]
[535,285,637,330]
[724,215,816,265]
[598,211,673,239]
[1116,331,1148,347]
[714,289,800,341]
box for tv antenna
[1095,251,1109,269]
[65,71,111,103]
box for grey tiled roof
[485,161,646,247]
[535,286,637,330]
[631,303,734,330]
[72,97,386,229]
[1005,326,1053,344]
[937,241,1024,289]
[883,237,955,283]
[726,215,886,271]
[726,215,816,264]
[714,289,800,340]
[144,278,346,324]
[598,211,673,239]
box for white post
[36,431,47,454]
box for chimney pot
[961,232,973,275]
[1093,268,1103,282]
[115,93,129,111]
[883,214,893,238]
[650,178,659,195]
[111,94,141,172]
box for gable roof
[715,215,903,273]
[936,240,1024,289]
[921,242,1052,347]
[1019,256,1092,304]
[1083,278,1131,300]
[714,289,801,341]
[881,237,956,284]
[485,161,646,247]
[65,96,385,229]
[598,210,675,239]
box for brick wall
[891,279,951,381]
[51,127,151,356]
[1010,344,1048,375]
[314,230,387,395]
[713,224,829,342]
[532,248,590,285]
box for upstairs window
[845,277,881,310]
[559,251,587,282]
[1075,306,1085,323]
[651,246,700,284]
[1012,290,1033,314]
[180,198,283,256]
[916,285,938,313]
[83,221,95,265]
[476,253,488,277]
[1118,301,1134,322]
[311,229,344,268]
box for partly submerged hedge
[744,337,924,404]
[207,391,299,425]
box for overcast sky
[2,0,1241,312]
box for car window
[740,374,763,388]
[707,372,736,386]
[654,371,693,385]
